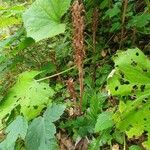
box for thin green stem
[123,134,126,150]
[36,57,92,82]
[37,65,76,82]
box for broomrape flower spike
[71,0,85,113]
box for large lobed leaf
[0,71,54,129]
[95,112,114,132]
[23,0,71,42]
[25,104,66,150]
[107,48,150,148]
[0,116,28,150]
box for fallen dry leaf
[112,144,119,150]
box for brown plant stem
[119,0,128,49]
[71,0,85,113]
[92,7,99,85]
[92,8,99,53]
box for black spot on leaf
[135,107,139,111]
[144,118,147,121]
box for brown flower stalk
[71,0,85,112]
[119,0,128,48]
[92,8,99,53]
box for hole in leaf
[33,105,38,109]
[16,98,21,102]
[122,96,127,100]
[143,68,148,72]
[124,81,130,84]
[128,95,136,100]
[114,54,118,57]
[131,61,137,67]
[115,86,118,91]
[132,85,138,90]
[142,100,147,103]
[119,79,130,85]
[136,52,139,56]
[119,71,125,78]
[140,85,145,92]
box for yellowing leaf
[0,71,54,129]
[107,48,150,149]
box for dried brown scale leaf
[66,78,77,101]
[71,0,85,112]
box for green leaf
[0,116,28,150]
[104,3,121,19]
[25,104,66,150]
[25,117,58,150]
[0,71,54,129]
[43,103,66,122]
[23,0,71,42]
[129,145,142,150]
[107,48,150,148]
[100,0,109,9]
[128,14,150,28]
[95,112,113,132]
